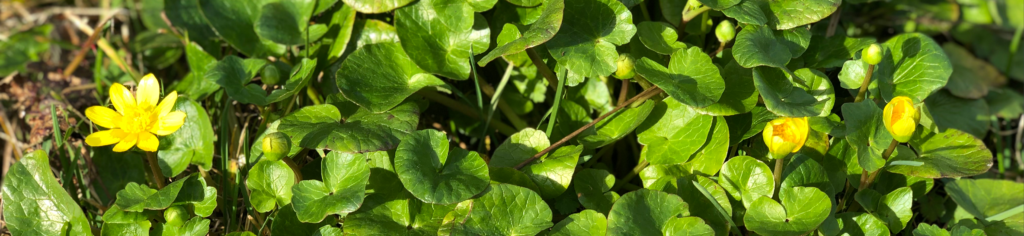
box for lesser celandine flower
[84,74,186,152]
[762,117,809,159]
[883,96,919,143]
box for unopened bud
[862,44,882,65]
[615,53,636,80]
[262,132,291,161]
[716,20,736,43]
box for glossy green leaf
[635,47,726,108]
[173,41,220,99]
[945,179,1024,222]
[336,42,444,112]
[836,212,890,236]
[841,100,893,172]
[291,151,370,223]
[943,43,1006,99]
[165,0,219,58]
[523,145,583,199]
[344,151,455,235]
[440,184,553,235]
[277,102,420,153]
[719,156,774,209]
[699,0,741,9]
[490,128,550,168]
[781,154,834,196]
[114,173,216,216]
[985,87,1024,118]
[92,148,147,203]
[580,100,656,148]
[396,0,490,79]
[914,223,950,236]
[152,217,210,236]
[199,0,285,56]
[272,204,338,236]
[674,176,734,236]
[478,0,564,66]
[721,0,840,30]
[246,160,295,213]
[548,209,608,236]
[547,0,636,79]
[744,187,831,236]
[342,0,414,13]
[922,90,990,138]
[637,98,714,164]
[157,98,215,177]
[100,205,153,236]
[724,106,777,145]
[640,116,730,178]
[874,33,953,103]
[637,21,687,55]
[888,128,993,178]
[395,129,489,205]
[855,187,913,233]
[732,25,810,68]
[695,61,759,116]
[489,167,542,192]
[755,67,835,117]
[255,0,316,45]
[1,150,94,236]
[663,216,716,236]
[574,168,618,214]
[838,59,875,91]
[607,189,689,236]
[205,56,270,106]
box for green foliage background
[0,0,1022,235]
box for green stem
[306,85,323,105]
[773,156,785,199]
[639,1,652,21]
[1007,25,1023,73]
[526,48,559,88]
[146,152,166,189]
[854,64,875,103]
[546,69,567,135]
[481,63,518,140]
[858,140,898,190]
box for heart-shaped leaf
[1,150,94,236]
[490,128,550,168]
[855,187,913,233]
[522,145,583,199]
[341,0,416,13]
[546,0,635,79]
[395,129,489,205]
[344,151,456,235]
[157,98,215,177]
[835,212,890,236]
[99,205,154,236]
[800,24,877,69]
[335,42,444,112]
[719,156,774,209]
[887,128,993,178]
[607,189,689,236]
[673,176,735,236]
[478,0,564,66]
[439,184,553,235]
[396,0,491,79]
[841,100,894,172]
[151,217,210,236]
[165,0,220,58]
[173,41,220,100]
[635,47,726,108]
[743,186,831,236]
[246,160,295,213]
[574,168,619,214]
[291,151,370,223]
[754,67,835,117]
[548,209,608,235]
[732,25,810,68]
[255,0,317,45]
[637,98,715,164]
[663,216,716,236]
[721,0,840,30]
[277,102,420,153]
[640,116,730,178]
[206,56,318,106]
[874,33,953,103]
[114,173,217,216]
[637,21,687,55]
[199,0,285,57]
[695,61,759,116]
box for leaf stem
[680,6,711,29]
[857,139,898,190]
[146,151,166,189]
[773,156,785,199]
[417,90,518,135]
[526,48,560,88]
[854,64,875,103]
[306,85,323,105]
[476,63,529,130]
[514,86,663,169]
[546,70,567,135]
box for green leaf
[800,23,877,69]
[342,0,415,13]
[0,25,51,76]
[547,0,635,79]
[491,24,531,66]
[157,98,215,177]
[732,25,811,68]
[607,189,689,236]
[640,116,730,179]
[335,42,444,112]
[922,90,991,138]
[887,128,993,178]
[100,205,154,236]
[836,212,890,236]
[206,56,270,106]
[548,209,608,236]
[165,0,219,58]
[874,33,953,103]
[478,0,564,66]
[699,0,741,10]
[113,174,216,215]
[914,223,950,236]
[725,106,777,145]
[635,47,726,108]
[489,167,541,192]
[322,4,357,64]
[152,217,210,236]
[225,232,257,236]
[942,43,1007,99]
[838,59,874,91]
[754,67,836,117]
[637,98,714,164]
[580,100,656,148]
[695,61,759,116]
[721,0,840,30]
[855,187,913,233]
[395,129,489,205]
[674,176,735,236]
[841,100,893,172]
[396,0,490,79]
[945,179,1024,222]
[246,160,296,213]
[663,216,716,236]
[782,154,835,195]
[637,21,687,55]
[92,148,147,203]
[199,0,285,57]
[277,102,420,153]
[574,168,618,214]
[490,128,550,168]
[344,151,455,235]
[1,150,94,236]
[272,204,338,236]
[291,151,370,223]
[255,0,316,45]
[985,87,1024,118]
[173,41,220,99]
[440,184,553,235]
[744,187,831,236]
[719,156,774,209]
[523,145,583,199]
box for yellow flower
[763,117,808,159]
[84,74,186,152]
[883,96,919,143]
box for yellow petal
[155,91,178,117]
[152,111,186,136]
[112,133,139,152]
[110,83,136,115]
[137,132,160,152]
[137,74,161,108]
[85,106,122,129]
[85,129,127,147]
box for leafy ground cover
[0,0,1022,235]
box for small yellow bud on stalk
[615,53,636,80]
[883,96,920,143]
[862,44,883,66]
[762,117,809,159]
[262,132,292,161]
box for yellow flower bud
[762,117,809,159]
[862,44,882,65]
[615,53,636,80]
[262,132,292,161]
[883,96,919,143]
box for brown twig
[514,86,663,169]
[62,12,113,77]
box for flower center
[773,123,793,142]
[120,107,158,134]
